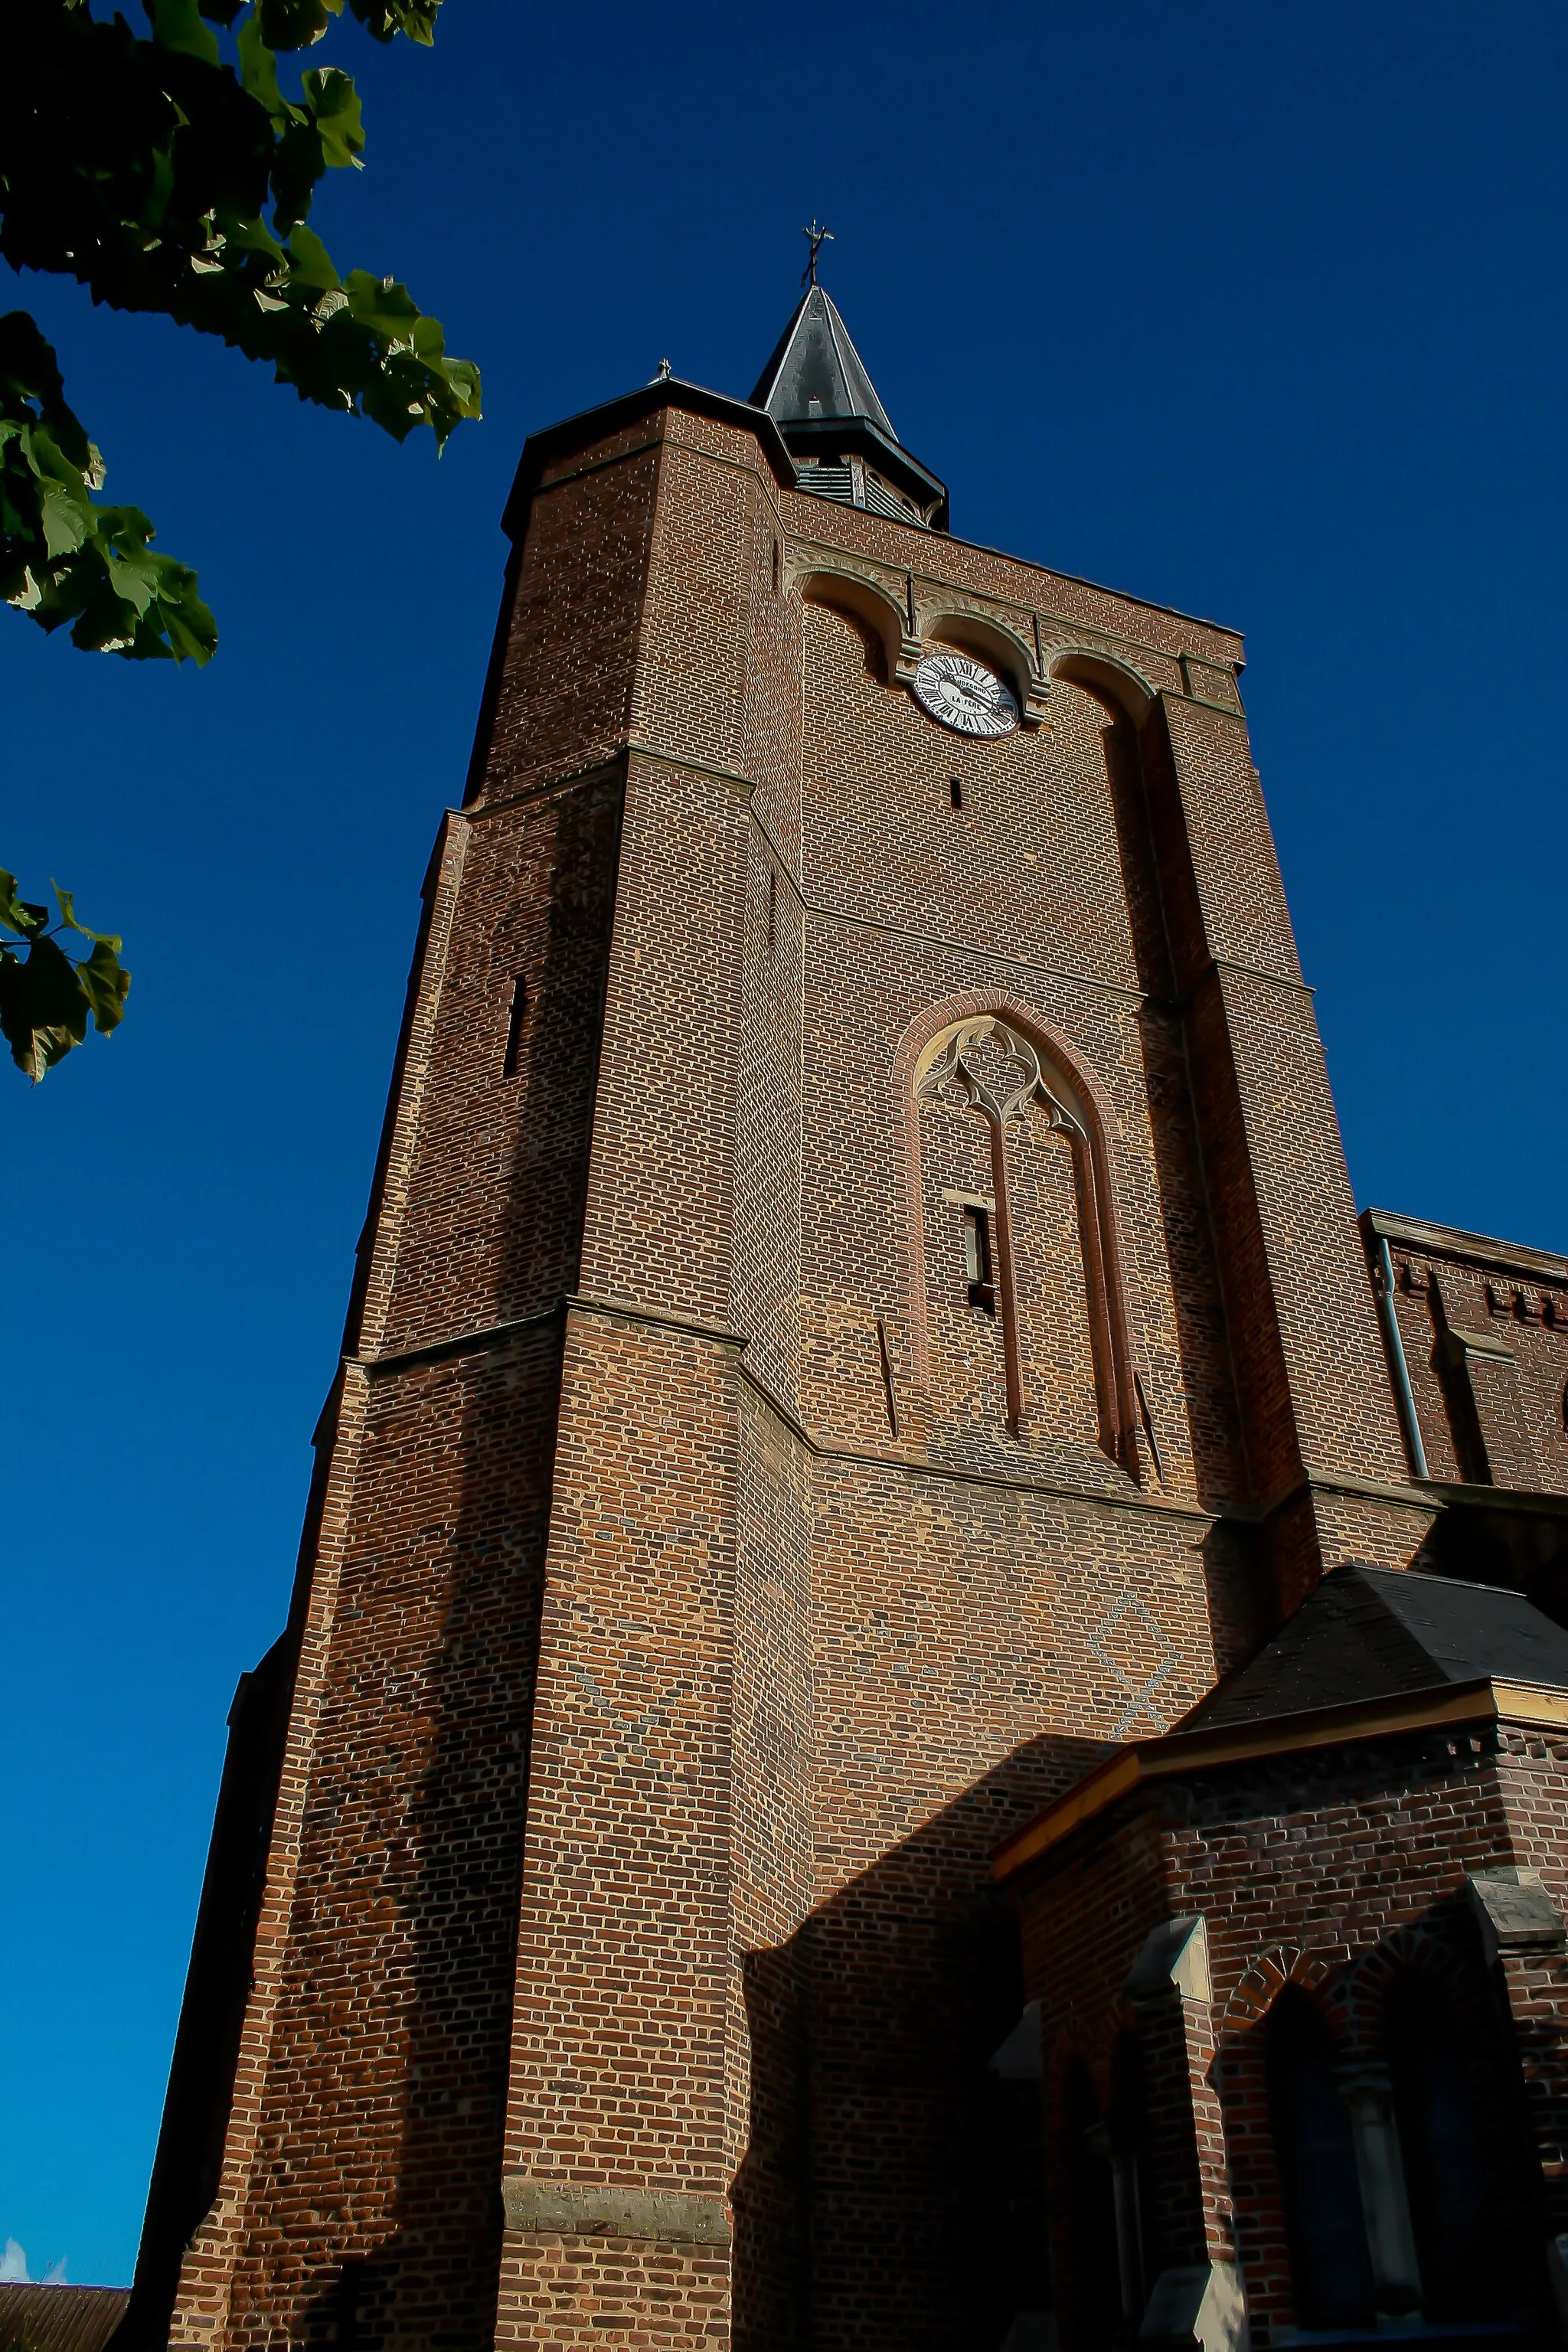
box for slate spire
[749,276,948,532]
[750,283,899,441]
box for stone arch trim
[792,560,909,682]
[1046,644,1158,724]
[1222,1906,1501,2050]
[920,604,1042,720]
[1220,1944,1343,2040]
[893,988,1145,1475]
[1335,1906,1496,2061]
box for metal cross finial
[801,220,835,286]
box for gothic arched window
[1060,2058,1120,2352]
[1107,2029,1148,2324]
[910,1014,1141,1470]
[1266,1991,1375,2330]
[1386,1974,1488,2320]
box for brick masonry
[1377,1223,1568,1498]
[1007,1714,1568,2347]
[126,378,1455,2352]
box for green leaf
[284,221,340,289]
[75,937,132,1034]
[159,580,220,664]
[2,0,479,688]
[236,15,289,115]
[38,479,92,558]
[0,874,130,1076]
[145,0,222,62]
[213,204,287,266]
[345,0,439,41]
[302,66,365,168]
[0,872,48,939]
[258,0,333,48]
[2,351,219,666]
[53,887,123,952]
[0,317,93,475]
[0,933,90,1082]
[341,267,420,340]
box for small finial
[801,220,834,286]
[654,356,672,381]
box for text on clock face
[912,650,1020,738]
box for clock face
[913,649,1019,739]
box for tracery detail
[910,1011,1142,1473]
[917,1018,1086,1142]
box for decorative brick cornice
[1363,1204,1568,1286]
[994,1676,1568,1882]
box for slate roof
[0,2285,129,2352]
[750,284,898,436]
[1181,1563,1568,1733]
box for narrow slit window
[1266,1992,1374,2329]
[949,776,964,810]
[962,1205,995,1314]
[501,974,527,1077]
[771,539,781,593]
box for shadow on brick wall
[731,1729,1109,2352]
[315,778,627,2348]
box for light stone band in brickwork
[502,2178,732,2246]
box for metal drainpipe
[1372,1234,1429,1481]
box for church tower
[125,270,1435,2352]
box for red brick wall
[482,424,663,797]
[1014,1726,1563,2347]
[165,680,625,2347]
[149,383,1433,2352]
[1384,1240,1568,1497]
[495,1312,740,2351]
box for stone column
[1468,1863,1568,2311]
[1334,2064,1421,2316]
[1123,1918,1248,2350]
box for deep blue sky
[5,0,1565,2288]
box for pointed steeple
[750,279,948,532]
[750,283,899,440]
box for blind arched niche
[894,995,1145,1477]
